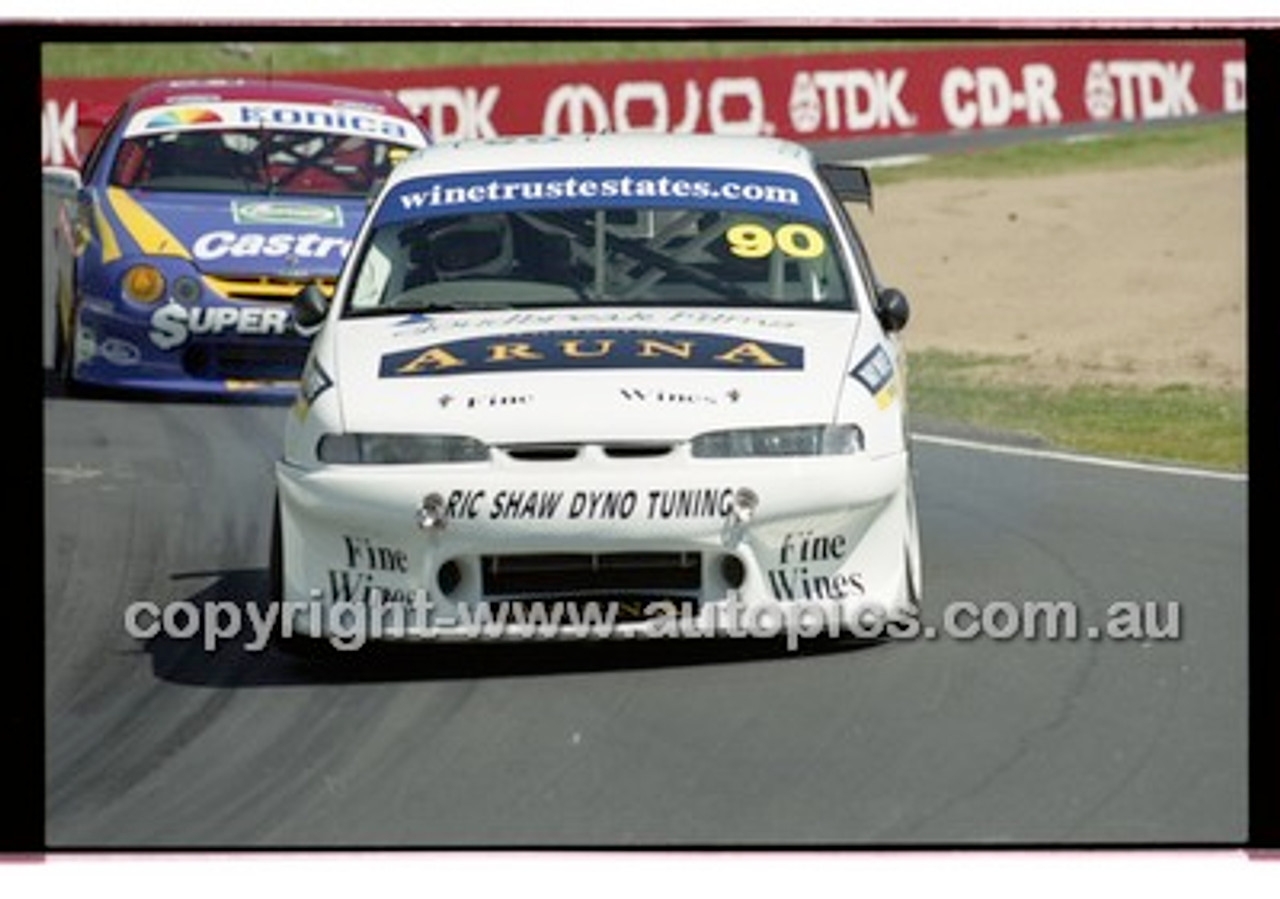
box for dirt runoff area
[852,156,1247,391]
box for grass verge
[871,117,1245,185]
[906,349,1247,472]
[39,39,928,79]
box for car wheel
[53,299,81,397]
[843,486,922,648]
[267,495,337,663]
[904,470,923,607]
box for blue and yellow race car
[50,77,430,397]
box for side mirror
[42,165,83,192]
[293,283,330,337]
[876,287,910,333]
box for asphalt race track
[43,393,1247,847]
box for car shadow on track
[143,567,883,688]
[42,365,296,407]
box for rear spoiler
[818,163,873,210]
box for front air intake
[481,552,701,598]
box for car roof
[388,133,820,184]
[123,77,414,117]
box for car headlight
[171,275,203,305]
[121,264,166,304]
[317,433,490,464]
[690,424,863,458]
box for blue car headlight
[171,275,204,305]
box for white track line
[858,154,933,168]
[911,432,1248,482]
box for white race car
[272,133,921,651]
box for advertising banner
[42,40,1246,168]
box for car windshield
[110,128,415,197]
[345,167,856,312]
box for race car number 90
[727,222,826,259]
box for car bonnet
[329,307,863,443]
[103,187,365,279]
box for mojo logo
[149,303,292,350]
[380,330,804,378]
[542,78,768,136]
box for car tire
[904,469,923,607]
[267,494,338,663]
[53,300,82,397]
[834,479,921,648]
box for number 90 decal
[726,222,826,259]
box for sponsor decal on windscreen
[124,101,424,144]
[231,200,346,228]
[375,168,828,225]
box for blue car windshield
[110,128,414,198]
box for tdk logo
[1083,60,1199,121]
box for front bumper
[66,296,307,398]
[275,449,914,644]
